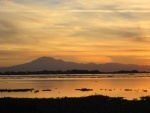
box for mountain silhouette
[0,56,150,72]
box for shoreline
[1,95,150,113]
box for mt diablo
[0,56,150,72]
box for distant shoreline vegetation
[0,69,148,75]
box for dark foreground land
[1,95,150,113]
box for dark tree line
[0,69,102,75]
[0,69,144,75]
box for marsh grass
[0,88,34,92]
[1,95,150,113]
[75,88,93,91]
[42,89,51,91]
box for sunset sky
[1,0,150,67]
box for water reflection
[0,74,150,100]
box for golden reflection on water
[0,75,150,100]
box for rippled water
[0,73,150,100]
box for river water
[0,73,150,100]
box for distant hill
[0,56,150,72]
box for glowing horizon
[1,0,150,67]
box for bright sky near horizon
[1,0,150,66]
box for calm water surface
[0,73,150,100]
